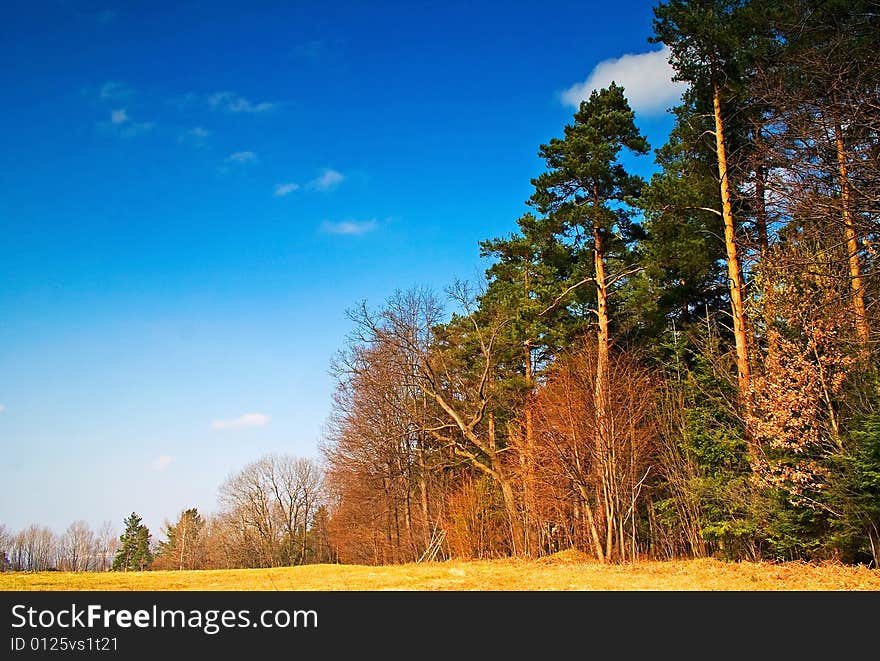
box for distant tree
[217,455,323,567]
[112,512,152,572]
[0,524,10,571]
[308,505,336,564]
[97,521,118,572]
[59,520,98,572]
[153,508,207,570]
[9,525,57,571]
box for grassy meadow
[2,553,878,591]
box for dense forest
[321,0,880,566]
[2,0,878,573]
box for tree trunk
[593,223,614,562]
[593,225,610,445]
[179,521,187,571]
[300,505,311,565]
[497,474,524,557]
[576,483,605,563]
[488,412,524,556]
[416,438,431,550]
[713,83,751,412]
[523,338,536,556]
[835,125,870,346]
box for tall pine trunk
[593,223,612,562]
[521,266,537,556]
[713,83,752,412]
[835,125,869,345]
[524,338,537,556]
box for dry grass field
[2,552,878,591]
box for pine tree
[528,83,649,561]
[111,512,153,572]
[637,101,728,340]
[651,0,757,413]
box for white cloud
[307,168,344,191]
[0,403,5,414]
[99,115,155,138]
[211,413,271,430]
[560,46,688,116]
[110,108,129,124]
[99,81,133,102]
[225,150,258,165]
[209,91,275,113]
[274,182,300,197]
[189,126,210,138]
[152,455,174,471]
[320,219,378,236]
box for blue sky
[0,0,685,536]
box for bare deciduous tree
[59,520,98,572]
[217,454,324,567]
[531,341,656,563]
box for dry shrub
[531,338,658,562]
[441,476,510,560]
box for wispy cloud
[99,110,154,138]
[274,182,300,197]
[0,403,5,414]
[307,168,344,192]
[320,219,378,236]
[560,46,687,116]
[99,81,134,102]
[211,413,271,430]
[209,91,276,114]
[274,169,345,196]
[110,108,129,124]
[100,81,132,101]
[225,150,258,165]
[152,455,174,471]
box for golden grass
[2,555,878,591]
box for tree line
[321,0,880,566]
[0,454,334,572]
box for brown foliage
[530,339,658,562]
[748,242,858,510]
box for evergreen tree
[651,0,760,412]
[528,83,649,561]
[111,512,153,572]
[637,101,728,342]
[831,411,880,566]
